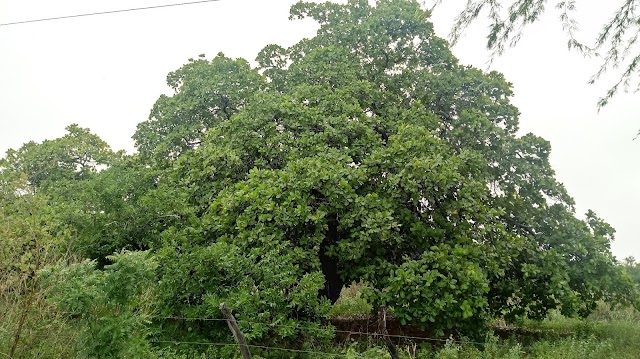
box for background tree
[623,256,640,286]
[1,124,118,190]
[45,156,194,263]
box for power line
[0,0,222,27]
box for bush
[42,251,157,359]
[154,238,334,348]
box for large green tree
[127,0,636,339]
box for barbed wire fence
[142,307,493,359]
[146,315,488,345]
[1,308,507,358]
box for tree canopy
[132,0,635,335]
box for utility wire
[0,0,222,27]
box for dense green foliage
[0,0,638,357]
[43,252,157,358]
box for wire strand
[0,0,222,27]
[148,315,488,345]
[49,311,491,346]
[151,340,348,357]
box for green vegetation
[1,0,639,358]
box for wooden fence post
[220,303,252,359]
[378,307,400,359]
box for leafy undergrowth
[2,277,638,358]
[323,285,640,358]
[328,283,373,319]
[518,304,640,359]
[2,291,640,358]
[324,315,640,359]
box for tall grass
[0,289,79,358]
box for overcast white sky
[1,0,638,259]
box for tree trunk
[319,217,344,304]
